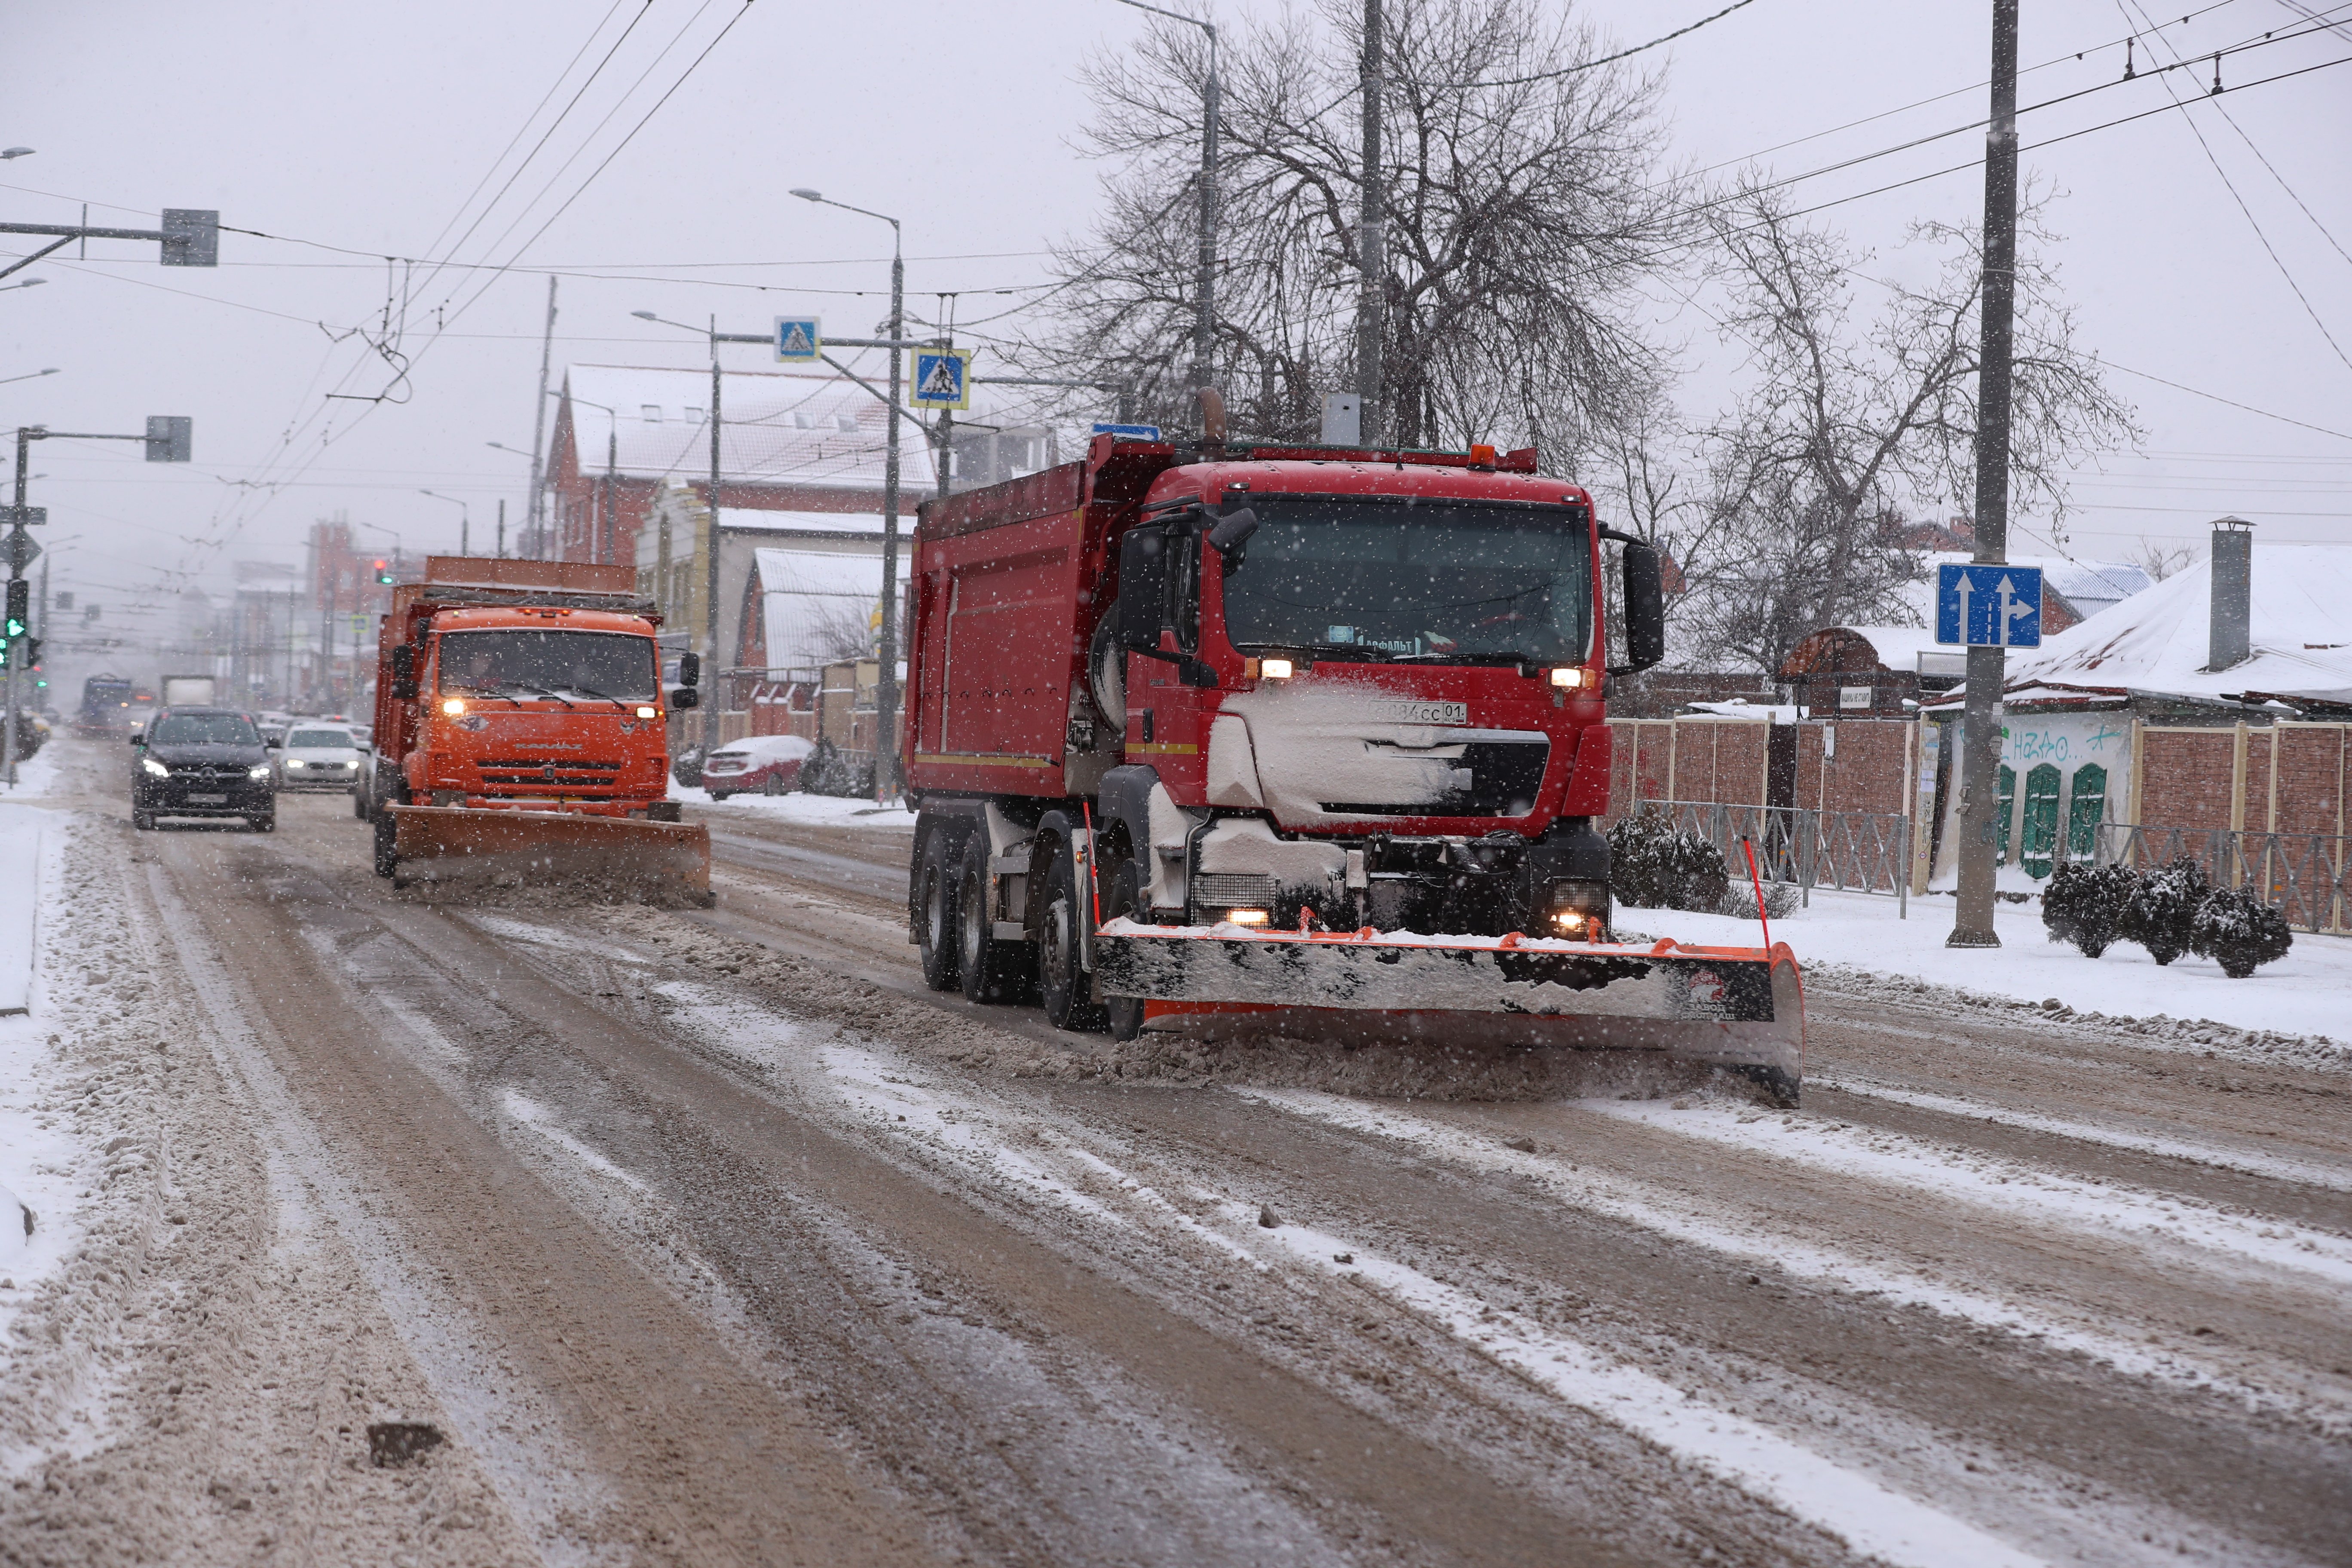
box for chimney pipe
[2208,515,2253,672]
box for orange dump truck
[364,557,710,901]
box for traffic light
[374,558,395,585]
[23,637,40,673]
[4,580,27,640]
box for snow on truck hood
[1207,676,1555,827]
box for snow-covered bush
[2190,885,2294,978]
[2119,856,2209,966]
[798,736,874,798]
[1607,808,1730,913]
[2040,861,2137,959]
[1718,878,1800,921]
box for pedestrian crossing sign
[774,317,821,363]
[910,347,972,410]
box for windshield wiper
[561,684,634,708]
[499,681,576,710]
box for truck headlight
[1547,878,1610,940]
[1550,667,1588,689]
[249,765,273,780]
[442,698,466,716]
[141,756,169,778]
[1223,908,1271,927]
[1258,658,1293,680]
[635,705,658,719]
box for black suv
[132,707,279,832]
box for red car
[701,734,815,800]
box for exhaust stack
[2208,516,2253,672]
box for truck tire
[250,812,276,834]
[957,833,1031,1003]
[353,787,368,821]
[1038,847,1106,1032]
[373,812,398,879]
[914,821,961,991]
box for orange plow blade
[386,804,712,905]
[1092,921,1804,1105]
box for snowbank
[0,810,68,1298]
[671,786,917,830]
[1642,887,2352,1048]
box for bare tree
[1677,181,2141,673]
[2132,538,2197,581]
[1036,0,1691,452]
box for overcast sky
[3,0,2346,653]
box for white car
[277,724,369,792]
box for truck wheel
[250,812,276,834]
[957,833,1031,1003]
[1039,848,1106,1032]
[353,786,369,821]
[914,823,961,991]
[373,812,398,879]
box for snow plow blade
[1092,921,1803,1105]
[386,804,712,905]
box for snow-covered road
[4,739,2347,1567]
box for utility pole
[703,335,723,755]
[526,276,558,558]
[881,235,904,799]
[1949,0,2021,949]
[602,423,617,566]
[1356,0,1385,447]
[496,498,505,559]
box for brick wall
[1801,720,1911,816]
[2136,728,2242,835]
[2269,723,2349,838]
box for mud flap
[1092,921,1803,1103]
[386,805,713,905]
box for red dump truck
[364,557,711,902]
[903,428,1803,1102]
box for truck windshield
[437,630,658,702]
[1218,497,1591,662]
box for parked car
[277,723,367,793]
[700,734,816,800]
[132,707,278,832]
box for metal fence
[1635,800,1915,916]
[2095,823,2352,935]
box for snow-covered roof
[716,506,888,537]
[560,365,941,491]
[1838,625,1948,673]
[752,546,885,671]
[1996,543,2352,705]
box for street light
[419,489,470,557]
[0,150,31,161]
[793,185,906,799]
[1113,0,1218,398]
[0,280,46,296]
[0,368,58,388]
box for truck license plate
[186,793,228,804]
[1369,699,1468,726]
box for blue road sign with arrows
[1936,563,2044,648]
[774,318,821,362]
[1092,422,1162,441]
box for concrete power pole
[525,275,558,558]
[1356,0,1385,447]
[702,342,723,754]
[1948,0,2021,949]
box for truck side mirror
[1206,506,1257,555]
[1117,526,1170,656]
[671,688,700,710]
[1615,541,1666,674]
[678,651,701,688]
[390,644,414,680]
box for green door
[2021,763,2062,878]
[2064,763,2108,864]
[1997,764,2017,860]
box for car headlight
[249,765,273,780]
[141,756,169,778]
[285,759,305,769]
[1547,878,1611,940]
